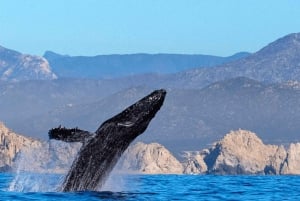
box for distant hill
[169,33,300,88]
[2,77,300,155]
[67,31,300,90]
[0,78,126,122]
[2,32,300,156]
[44,51,250,79]
[0,46,57,81]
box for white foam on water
[100,169,127,192]
[8,140,81,192]
[7,139,133,193]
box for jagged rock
[281,143,300,174]
[0,122,41,170]
[267,145,287,174]
[202,130,287,174]
[0,45,57,81]
[2,121,300,176]
[182,151,208,174]
[117,142,183,174]
[1,122,182,175]
[0,122,81,173]
[14,141,183,175]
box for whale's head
[95,89,166,140]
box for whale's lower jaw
[60,89,166,192]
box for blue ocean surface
[0,173,300,200]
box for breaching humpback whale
[48,89,166,192]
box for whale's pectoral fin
[48,126,95,142]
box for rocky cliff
[0,45,57,81]
[116,142,183,174]
[0,122,183,174]
[182,151,208,174]
[0,122,82,173]
[281,143,300,174]
[2,121,300,175]
[184,130,300,175]
[0,122,41,171]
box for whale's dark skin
[49,126,94,142]
[56,89,166,192]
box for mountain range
[44,51,250,79]
[168,33,300,88]
[1,32,300,155]
[5,77,300,155]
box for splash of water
[8,140,81,192]
[7,140,130,192]
[101,168,129,192]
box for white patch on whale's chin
[117,121,135,127]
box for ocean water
[1,173,300,200]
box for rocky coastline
[183,130,300,175]
[1,122,300,175]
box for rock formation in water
[1,122,182,175]
[182,151,208,174]
[2,119,300,176]
[117,142,183,174]
[0,122,81,174]
[281,143,300,174]
[0,122,41,171]
[183,129,300,175]
[204,130,286,174]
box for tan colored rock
[281,143,300,174]
[182,151,208,174]
[2,122,300,176]
[1,122,183,174]
[0,122,42,170]
[204,129,285,174]
[268,145,287,174]
[117,142,183,174]
[0,122,81,173]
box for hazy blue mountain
[169,33,300,88]
[2,32,300,155]
[0,78,128,122]
[44,51,250,79]
[0,46,57,81]
[45,32,300,90]
[2,77,300,155]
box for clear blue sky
[0,0,300,56]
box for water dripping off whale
[48,89,166,192]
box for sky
[0,0,300,56]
